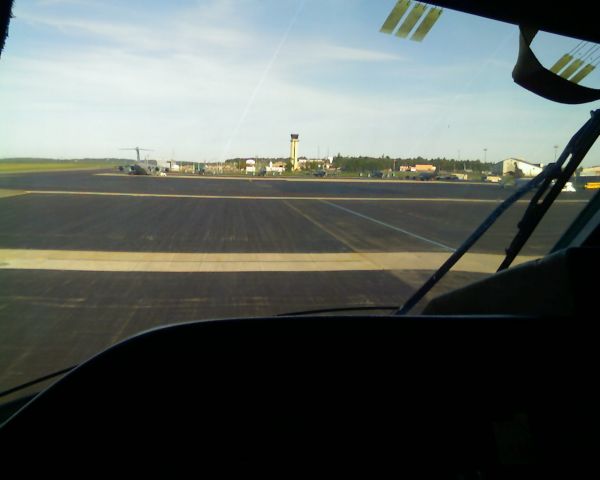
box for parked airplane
[118,147,204,175]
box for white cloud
[285,42,403,64]
[34,0,101,6]
[19,12,253,52]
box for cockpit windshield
[1,0,600,399]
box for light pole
[483,148,487,163]
[554,145,559,161]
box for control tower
[290,133,299,171]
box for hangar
[493,158,543,177]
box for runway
[0,169,592,394]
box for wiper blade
[0,365,77,400]
[396,109,600,315]
[279,305,399,316]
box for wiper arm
[395,171,552,315]
[498,109,600,271]
[396,109,600,315]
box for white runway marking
[323,201,455,251]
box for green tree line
[224,155,496,173]
[333,155,495,173]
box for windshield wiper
[279,305,399,316]
[497,111,600,271]
[396,109,600,315]
[0,365,77,400]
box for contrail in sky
[220,0,306,162]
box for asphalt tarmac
[0,169,592,394]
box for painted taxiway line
[0,189,28,198]
[19,189,587,204]
[322,201,455,251]
[0,249,538,273]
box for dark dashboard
[1,313,598,475]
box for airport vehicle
[484,175,502,183]
[418,171,437,180]
[313,169,327,177]
[551,179,576,192]
[369,170,384,178]
[1,1,600,475]
[437,174,460,181]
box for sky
[1,0,600,165]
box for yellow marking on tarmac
[23,189,588,204]
[283,200,388,269]
[0,189,28,198]
[0,249,538,273]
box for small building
[245,158,256,175]
[415,164,436,172]
[266,161,285,174]
[580,165,600,177]
[493,158,543,177]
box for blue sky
[1,0,600,165]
